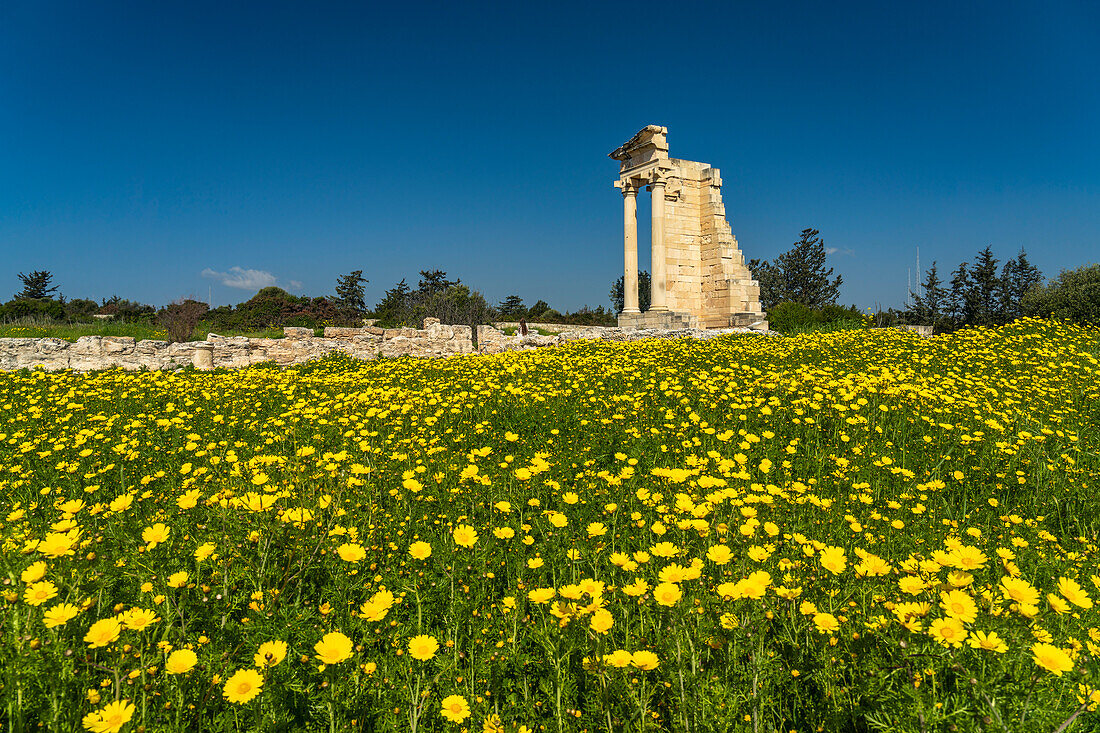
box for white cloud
[825,247,855,256]
[201,267,278,290]
[287,280,303,290]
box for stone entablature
[611,125,767,330]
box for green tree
[1022,264,1100,325]
[334,270,368,316]
[417,270,457,298]
[527,300,551,320]
[997,249,1042,323]
[16,270,58,300]
[947,261,972,328]
[774,229,843,308]
[968,246,1000,326]
[497,295,526,319]
[609,270,651,313]
[374,279,413,327]
[908,262,948,331]
[746,258,784,311]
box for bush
[0,298,65,322]
[160,299,209,343]
[201,287,355,332]
[63,298,99,321]
[98,297,157,323]
[1022,264,1100,325]
[767,302,867,334]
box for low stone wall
[0,319,474,372]
[0,319,769,372]
[491,321,595,334]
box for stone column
[650,179,668,311]
[192,343,214,371]
[621,184,640,314]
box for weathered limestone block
[323,327,368,339]
[427,323,454,340]
[102,337,136,355]
[70,336,104,356]
[476,325,506,354]
[283,327,314,339]
[380,340,413,358]
[383,328,420,340]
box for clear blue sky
[2,1,1098,312]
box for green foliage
[15,270,57,300]
[527,300,551,320]
[609,270,652,313]
[747,258,783,311]
[766,302,867,334]
[918,248,1044,331]
[0,298,64,322]
[202,287,352,331]
[98,296,157,323]
[373,272,495,330]
[498,295,527,319]
[1022,263,1100,325]
[751,229,843,311]
[334,270,368,317]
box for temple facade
[611,125,766,330]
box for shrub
[0,298,65,322]
[160,299,209,343]
[201,288,354,332]
[767,302,867,334]
[1022,264,1100,325]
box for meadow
[1,318,1099,732]
[0,320,288,342]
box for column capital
[620,182,638,197]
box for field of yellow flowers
[2,318,1099,732]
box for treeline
[902,246,1041,331]
[1,269,616,340]
[904,247,1100,330]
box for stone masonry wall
[0,319,474,372]
[0,319,771,372]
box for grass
[0,319,289,342]
[500,325,557,336]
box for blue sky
[2,1,1097,312]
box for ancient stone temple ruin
[611,125,766,330]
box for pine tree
[947,262,972,328]
[998,249,1042,323]
[334,270,368,315]
[498,295,526,319]
[527,300,551,319]
[609,271,651,313]
[747,259,784,311]
[773,228,843,308]
[16,271,58,300]
[909,262,948,331]
[374,279,412,327]
[417,270,457,298]
[968,246,1000,327]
